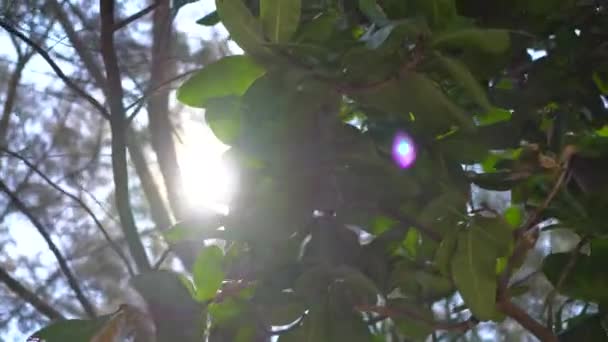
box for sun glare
[177,118,233,214]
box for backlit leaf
[177,55,265,108]
[260,0,301,43]
[451,228,501,320]
[193,246,225,301]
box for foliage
[26,0,608,341]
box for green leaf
[358,0,390,26]
[353,75,475,132]
[260,0,301,43]
[177,55,265,108]
[205,96,242,144]
[434,230,458,276]
[436,54,491,110]
[504,206,523,229]
[411,0,458,30]
[196,11,220,26]
[193,246,225,301]
[370,215,398,235]
[208,297,245,324]
[216,0,272,57]
[403,228,419,258]
[451,228,501,320]
[28,316,111,342]
[415,270,455,299]
[475,107,512,126]
[131,271,205,341]
[431,29,511,54]
[163,218,223,243]
[472,216,512,257]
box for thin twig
[0,179,96,318]
[125,68,199,120]
[113,1,160,31]
[356,305,478,333]
[0,147,135,276]
[153,248,171,270]
[0,19,110,119]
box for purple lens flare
[392,132,416,168]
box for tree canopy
[5,0,608,341]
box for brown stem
[0,267,64,321]
[356,305,478,333]
[0,180,96,318]
[497,300,557,342]
[100,0,151,272]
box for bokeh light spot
[392,132,416,168]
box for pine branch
[0,19,110,119]
[0,267,64,321]
[0,147,135,276]
[0,179,96,318]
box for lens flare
[392,132,416,168]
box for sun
[176,117,234,214]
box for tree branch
[146,0,185,219]
[0,19,110,119]
[356,305,478,333]
[0,179,96,318]
[497,300,557,342]
[100,0,151,272]
[0,147,135,276]
[0,267,64,321]
[113,1,161,31]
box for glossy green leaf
[431,29,510,54]
[193,246,225,301]
[196,11,220,26]
[28,316,111,342]
[436,54,491,110]
[504,206,523,229]
[260,0,301,43]
[216,0,272,57]
[451,228,502,320]
[177,55,265,108]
